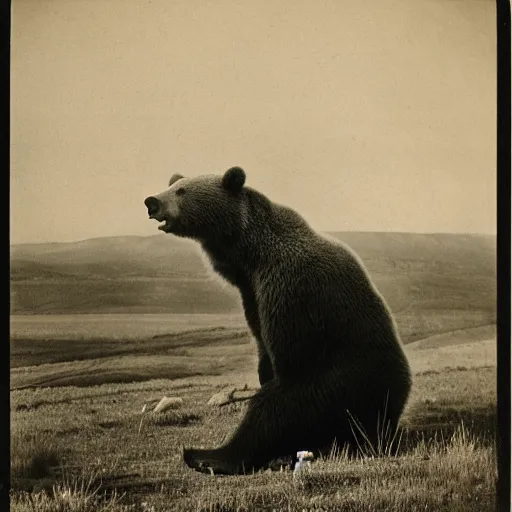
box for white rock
[207,387,236,406]
[153,396,183,413]
[207,386,257,406]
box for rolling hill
[10,232,496,344]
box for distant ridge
[10,231,496,250]
[10,232,496,344]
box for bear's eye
[176,188,186,196]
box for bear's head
[144,167,247,241]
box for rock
[207,386,257,406]
[207,387,236,406]
[207,392,231,406]
[153,396,183,413]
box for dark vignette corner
[496,0,511,511]
[4,0,11,510]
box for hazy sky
[11,0,496,244]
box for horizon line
[9,229,498,247]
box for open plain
[10,233,497,511]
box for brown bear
[144,167,412,474]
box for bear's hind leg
[184,379,348,474]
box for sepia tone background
[10,0,496,245]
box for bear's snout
[144,196,161,217]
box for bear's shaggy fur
[144,167,412,474]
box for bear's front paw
[183,447,239,475]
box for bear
[144,166,412,475]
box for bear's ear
[222,167,246,193]
[169,174,184,187]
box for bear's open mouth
[148,213,173,233]
[158,220,172,232]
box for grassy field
[10,314,497,511]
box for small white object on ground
[293,450,314,478]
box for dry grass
[161,425,496,512]
[10,425,497,512]
[10,472,131,512]
[11,432,62,481]
[10,315,498,511]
